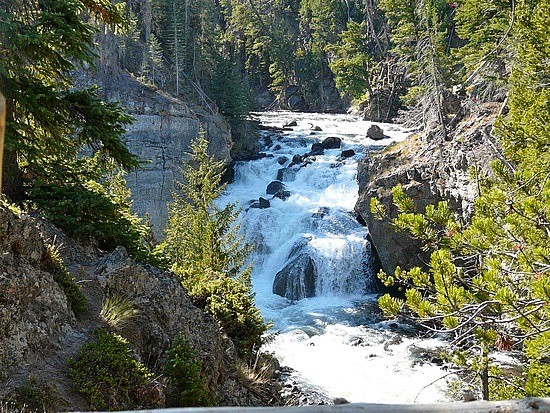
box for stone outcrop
[94,74,232,238]
[0,206,284,409]
[355,103,504,274]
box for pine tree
[379,0,454,135]
[141,33,164,87]
[163,133,266,357]
[329,20,375,101]
[165,134,252,284]
[0,0,138,200]
[373,0,550,395]
[0,0,153,257]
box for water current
[218,112,451,404]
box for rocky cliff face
[87,73,233,238]
[0,205,282,409]
[355,103,504,274]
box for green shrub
[42,244,87,316]
[163,333,213,407]
[192,277,268,358]
[30,179,147,257]
[68,329,157,411]
[2,377,57,412]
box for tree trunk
[0,93,4,196]
[2,148,24,203]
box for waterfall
[218,112,450,404]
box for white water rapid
[218,112,451,404]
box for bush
[191,277,268,358]
[68,329,159,411]
[163,334,213,407]
[2,377,57,412]
[41,244,87,316]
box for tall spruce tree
[164,134,266,357]
[373,0,550,398]
[0,0,138,199]
[0,0,152,256]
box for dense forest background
[109,0,514,124]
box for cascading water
[218,112,451,404]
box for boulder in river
[284,119,298,128]
[249,197,271,209]
[277,166,299,182]
[309,143,325,156]
[321,136,342,149]
[266,180,286,195]
[290,154,303,166]
[277,156,289,165]
[273,190,291,201]
[366,124,385,140]
[273,237,317,300]
[341,149,356,158]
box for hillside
[0,204,285,409]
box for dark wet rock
[259,197,271,208]
[309,143,325,156]
[366,124,385,140]
[251,197,271,209]
[277,167,299,182]
[291,154,303,166]
[284,119,298,128]
[273,238,317,300]
[266,180,286,195]
[273,190,291,201]
[321,136,342,149]
[277,156,289,165]
[341,149,356,158]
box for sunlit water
[218,112,451,404]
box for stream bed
[218,112,452,404]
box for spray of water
[219,112,450,403]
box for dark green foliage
[373,0,550,395]
[164,134,267,358]
[29,168,149,259]
[41,244,87,317]
[68,329,157,411]
[0,0,138,193]
[192,275,267,358]
[163,333,213,407]
[0,0,149,263]
[2,377,57,413]
[329,21,375,100]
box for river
[218,112,451,404]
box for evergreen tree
[164,133,266,357]
[379,0,454,134]
[373,0,550,398]
[329,20,376,101]
[141,33,164,87]
[0,0,138,199]
[0,0,153,257]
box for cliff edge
[355,102,505,274]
